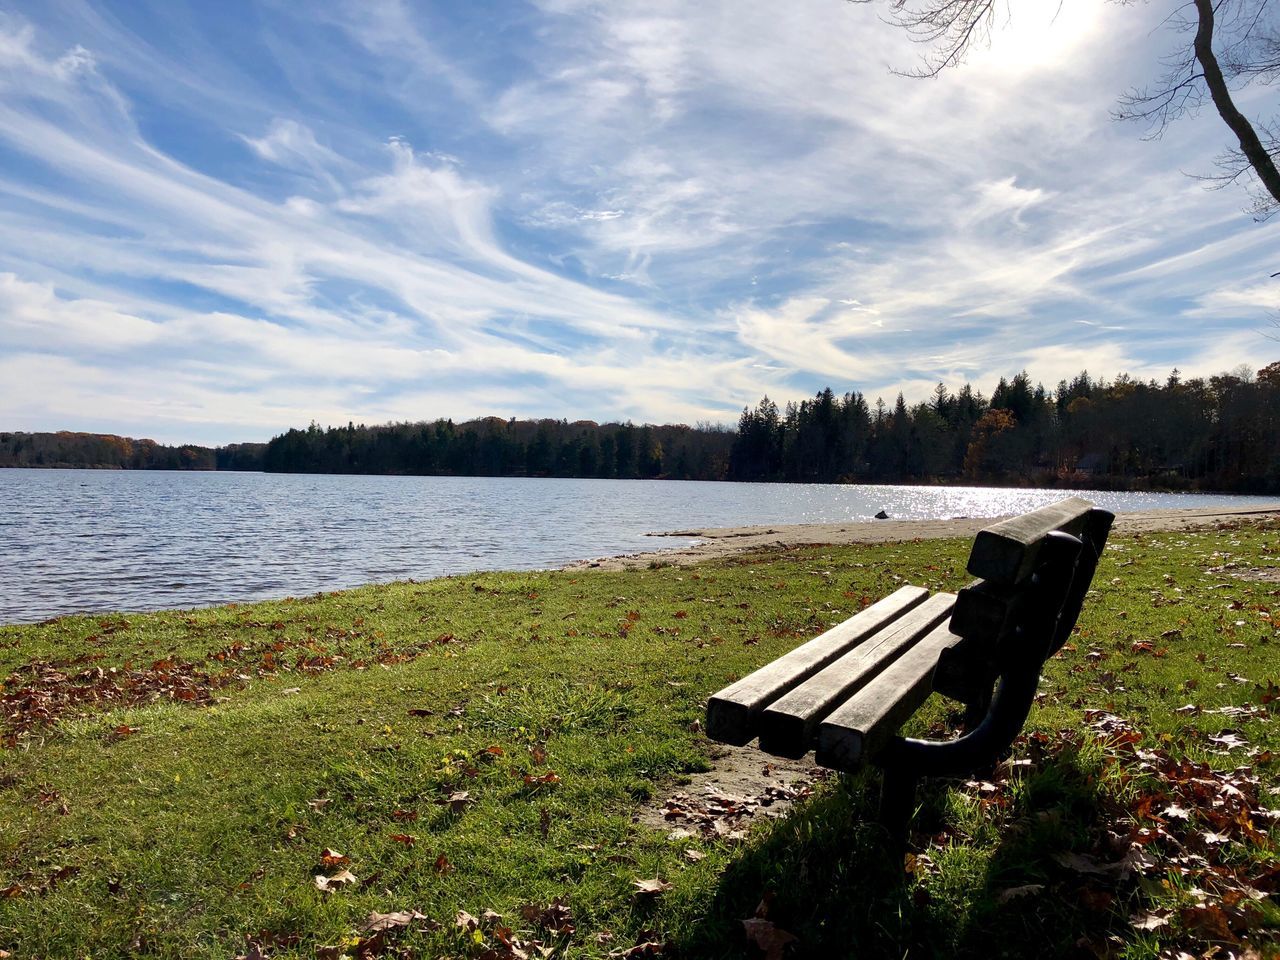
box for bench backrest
[934,496,1114,709]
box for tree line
[260,362,1280,492]
[0,432,266,471]
[261,418,734,481]
[730,364,1280,492]
[6,362,1279,492]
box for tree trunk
[1193,0,1280,208]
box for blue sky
[0,0,1276,445]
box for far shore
[564,503,1280,571]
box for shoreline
[563,504,1280,571]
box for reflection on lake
[3,469,1276,623]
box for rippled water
[2,469,1276,623]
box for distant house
[1075,453,1107,476]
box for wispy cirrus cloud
[0,0,1275,445]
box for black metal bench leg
[962,686,992,730]
[878,766,919,862]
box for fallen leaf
[1130,910,1171,932]
[995,884,1044,903]
[632,877,673,896]
[741,918,797,960]
[389,833,416,846]
[319,848,348,867]
[609,943,666,958]
[313,868,357,893]
[362,909,426,934]
[1209,732,1250,751]
[1180,904,1239,943]
[519,898,575,934]
[1054,851,1112,876]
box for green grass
[1,522,1278,958]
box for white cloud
[0,1,1276,444]
[0,273,162,350]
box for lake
[3,469,1277,624]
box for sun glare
[968,2,1102,73]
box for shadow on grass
[671,741,1122,959]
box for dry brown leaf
[319,848,348,867]
[518,898,575,934]
[1180,904,1239,943]
[1054,851,1112,876]
[609,943,665,958]
[1129,910,1171,932]
[361,909,426,933]
[995,884,1044,903]
[632,877,673,896]
[741,917,797,960]
[313,868,357,893]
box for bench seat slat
[815,621,961,772]
[756,592,956,758]
[705,585,929,746]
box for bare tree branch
[850,0,1280,218]
[1192,0,1280,211]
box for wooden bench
[705,497,1114,845]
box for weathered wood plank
[966,496,1095,585]
[949,578,1019,641]
[705,585,929,746]
[755,592,955,758]
[815,620,961,772]
[930,634,991,704]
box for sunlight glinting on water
[3,470,1276,623]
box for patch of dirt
[636,742,828,839]
[1206,566,1280,583]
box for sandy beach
[565,503,1280,571]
